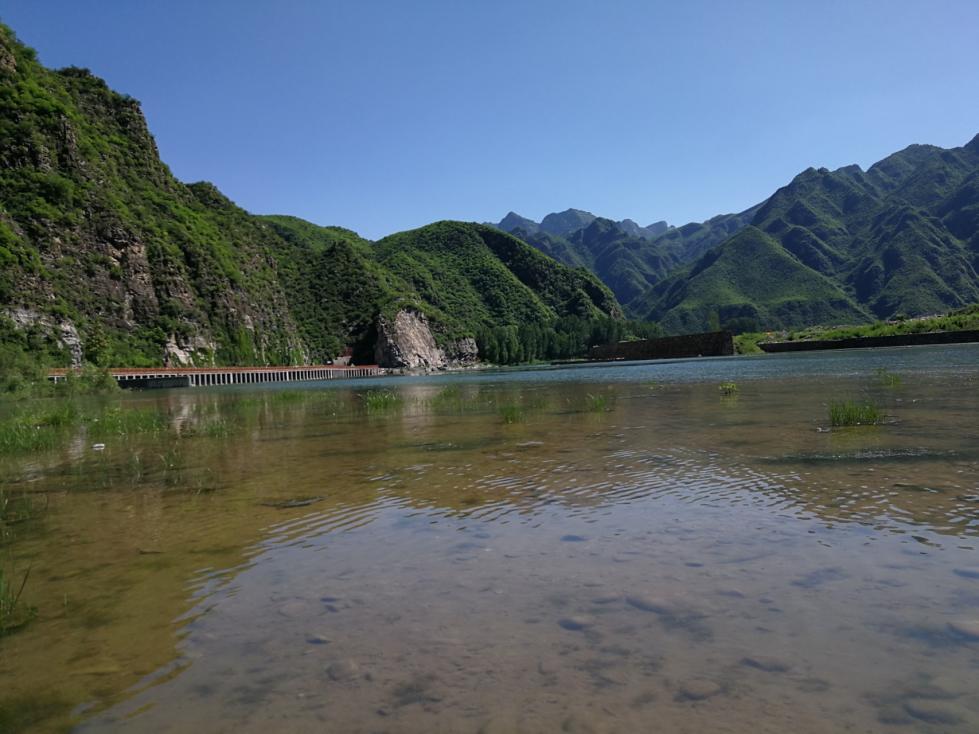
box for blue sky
[2,0,978,239]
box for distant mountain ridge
[494,134,979,333]
[492,206,758,315]
[639,134,979,333]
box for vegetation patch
[829,401,884,427]
[361,389,402,413]
[718,381,739,396]
[498,403,525,424]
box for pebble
[558,615,596,631]
[590,594,621,605]
[91,443,106,451]
[675,678,723,701]
[561,535,588,542]
[876,704,913,725]
[278,601,312,618]
[326,659,361,682]
[952,567,979,580]
[306,633,331,645]
[625,594,679,615]
[903,700,964,725]
[741,655,791,673]
[947,620,979,640]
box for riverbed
[1,345,978,732]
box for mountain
[638,227,868,334]
[0,23,620,370]
[539,208,597,237]
[642,136,979,332]
[493,207,756,314]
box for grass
[874,368,902,388]
[498,403,525,424]
[585,393,609,412]
[761,304,979,345]
[719,381,739,396]
[829,401,884,427]
[361,389,402,413]
[0,565,35,636]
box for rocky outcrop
[374,310,480,369]
[374,310,445,369]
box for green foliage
[475,315,660,365]
[718,381,739,396]
[763,304,979,344]
[829,401,884,427]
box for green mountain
[639,227,868,334]
[0,24,619,369]
[496,206,758,315]
[643,136,979,332]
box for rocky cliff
[374,310,478,369]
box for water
[1,345,978,732]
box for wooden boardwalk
[49,364,382,389]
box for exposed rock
[165,332,216,367]
[6,307,83,366]
[374,309,457,369]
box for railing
[48,364,383,388]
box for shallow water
[2,345,979,732]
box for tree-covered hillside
[0,23,625,370]
[494,206,760,316]
[642,136,979,332]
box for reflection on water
[1,345,979,732]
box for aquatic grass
[0,565,35,636]
[829,401,885,427]
[719,381,739,396]
[585,393,609,412]
[361,389,403,413]
[85,407,168,438]
[874,367,902,388]
[428,384,466,411]
[498,403,525,424]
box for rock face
[374,310,444,369]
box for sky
[2,0,978,239]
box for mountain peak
[540,208,597,237]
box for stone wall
[588,331,734,361]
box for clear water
[2,345,978,732]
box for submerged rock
[741,655,791,673]
[953,567,979,580]
[558,615,596,631]
[947,620,979,640]
[676,678,723,701]
[326,659,361,682]
[903,700,965,725]
[625,594,681,615]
